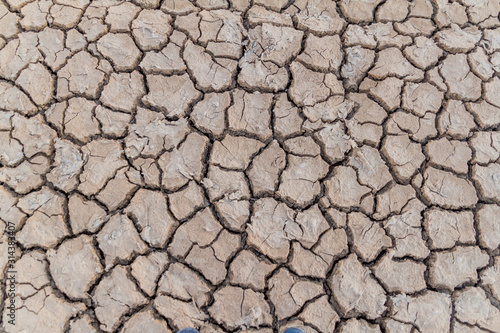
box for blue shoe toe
[178,328,200,333]
[284,328,306,333]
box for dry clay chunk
[330,254,386,319]
[422,168,478,209]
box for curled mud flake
[485,76,500,108]
[294,0,345,34]
[437,24,482,53]
[288,204,329,249]
[168,180,206,220]
[0,185,25,227]
[68,193,106,234]
[228,89,273,140]
[238,60,289,92]
[349,145,392,191]
[214,197,250,232]
[125,107,189,159]
[162,0,198,14]
[141,42,186,74]
[12,112,58,158]
[0,131,23,167]
[185,244,229,283]
[0,4,20,39]
[468,47,495,80]
[314,122,352,163]
[247,6,292,27]
[251,24,304,67]
[401,82,443,117]
[404,36,443,70]
[438,99,476,139]
[470,131,500,165]
[0,155,50,194]
[376,0,409,22]
[467,100,500,128]
[366,77,403,111]
[47,139,84,192]
[254,0,287,11]
[342,46,375,89]
[204,165,250,201]
[248,140,286,195]
[298,34,342,73]
[289,241,330,278]
[63,97,100,143]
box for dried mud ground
[1,0,500,332]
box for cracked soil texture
[1,0,500,332]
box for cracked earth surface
[1,0,500,332]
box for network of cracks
[1,0,500,332]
